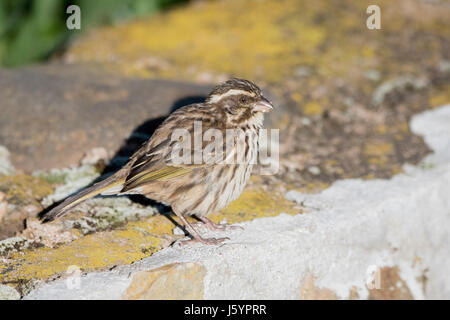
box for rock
[1,0,449,300]
[300,276,338,300]
[371,76,429,107]
[123,263,206,300]
[0,174,53,240]
[0,65,212,172]
[172,226,185,236]
[0,177,293,288]
[0,204,40,234]
[0,215,174,288]
[34,164,101,207]
[0,237,38,258]
[300,267,414,300]
[80,147,109,166]
[0,284,20,300]
[367,267,413,300]
[0,174,53,206]
[19,218,78,248]
[22,205,40,218]
[307,166,321,176]
[61,0,447,189]
[0,208,28,240]
[64,0,446,89]
[20,105,450,300]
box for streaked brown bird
[43,78,273,245]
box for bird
[42,78,274,245]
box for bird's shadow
[38,95,207,222]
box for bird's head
[207,78,273,127]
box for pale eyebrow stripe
[209,89,255,103]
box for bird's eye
[240,96,248,104]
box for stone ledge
[0,183,297,289]
[123,263,206,300]
[22,105,450,299]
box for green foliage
[0,0,187,67]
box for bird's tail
[42,175,125,222]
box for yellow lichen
[291,92,302,103]
[368,157,388,165]
[0,174,54,205]
[429,86,450,108]
[302,101,323,116]
[299,182,331,194]
[63,0,446,108]
[364,142,393,158]
[2,0,444,288]
[0,215,174,283]
[210,188,298,224]
[376,125,387,134]
[0,187,299,284]
[66,0,368,82]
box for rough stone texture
[0,0,449,299]
[300,276,338,300]
[0,65,212,172]
[0,147,296,290]
[0,174,53,240]
[63,0,449,188]
[22,105,450,300]
[0,186,296,289]
[123,263,206,300]
[0,64,284,173]
[367,267,414,300]
[0,156,296,289]
[0,284,20,300]
[19,218,78,248]
[0,174,53,206]
[300,267,415,300]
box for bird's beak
[253,97,274,113]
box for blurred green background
[0,0,187,67]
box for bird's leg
[173,210,229,246]
[195,215,243,231]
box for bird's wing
[122,107,220,192]
[122,141,193,191]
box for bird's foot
[179,235,230,246]
[195,217,244,231]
